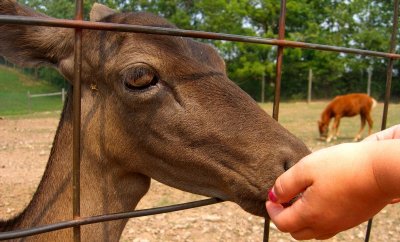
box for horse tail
[371,97,378,109]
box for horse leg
[366,113,373,135]
[354,115,366,141]
[333,119,341,140]
[327,117,340,142]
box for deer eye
[123,64,159,91]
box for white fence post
[307,68,313,104]
[27,91,31,113]
[367,66,373,96]
[62,88,65,103]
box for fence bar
[62,88,66,103]
[267,0,287,239]
[380,0,399,131]
[29,92,63,98]
[263,217,270,242]
[27,91,31,112]
[72,0,83,241]
[272,0,287,121]
[0,16,399,60]
[0,198,222,240]
[365,1,399,241]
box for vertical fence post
[307,68,313,104]
[72,0,84,241]
[261,72,265,103]
[27,91,31,113]
[365,1,398,242]
[62,88,65,103]
[379,0,398,131]
[272,0,287,121]
[266,1,287,241]
[366,66,372,96]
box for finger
[291,228,337,241]
[316,232,338,240]
[290,228,316,240]
[265,200,284,220]
[266,198,308,233]
[363,124,400,141]
[271,161,312,203]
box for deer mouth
[230,186,270,217]
[236,197,268,217]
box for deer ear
[0,0,73,69]
[90,3,116,22]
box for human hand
[265,142,393,240]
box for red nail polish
[268,188,278,203]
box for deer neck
[0,91,151,241]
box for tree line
[13,0,400,101]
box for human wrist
[369,140,400,200]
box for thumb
[265,200,284,218]
[363,124,400,141]
[269,161,312,204]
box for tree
[17,0,400,101]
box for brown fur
[318,93,377,142]
[0,1,310,241]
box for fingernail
[268,188,278,203]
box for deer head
[0,1,310,218]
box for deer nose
[281,157,298,173]
[280,144,310,172]
[284,160,291,171]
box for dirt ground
[1,112,400,241]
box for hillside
[0,65,65,116]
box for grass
[0,65,64,116]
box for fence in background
[27,88,66,112]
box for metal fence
[0,0,399,241]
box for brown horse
[318,93,377,142]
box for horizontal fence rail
[27,89,66,100]
[0,16,399,60]
[0,198,223,240]
[28,90,65,99]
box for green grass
[259,101,400,151]
[0,65,64,116]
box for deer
[0,1,310,241]
[318,93,377,142]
